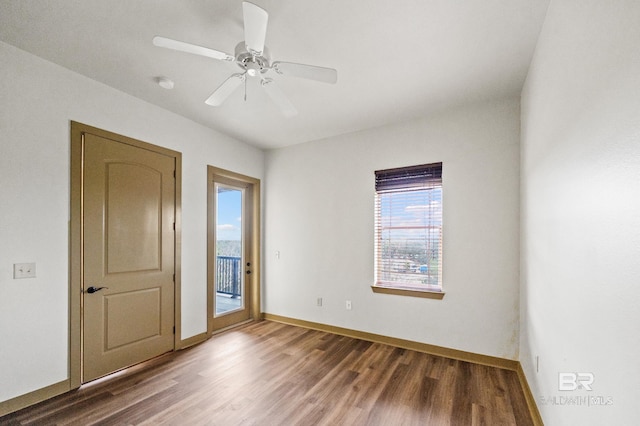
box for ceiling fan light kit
[153,1,337,117]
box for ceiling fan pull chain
[244,76,247,101]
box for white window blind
[375,163,443,292]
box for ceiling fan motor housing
[235,42,270,77]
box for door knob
[86,286,108,294]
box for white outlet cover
[14,263,36,279]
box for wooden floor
[1,321,533,426]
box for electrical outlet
[345,300,352,310]
[14,263,36,279]
[316,297,322,307]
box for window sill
[371,284,445,300]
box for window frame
[372,162,445,299]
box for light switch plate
[14,263,36,279]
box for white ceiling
[0,0,549,149]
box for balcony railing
[216,256,241,298]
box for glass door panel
[215,184,244,316]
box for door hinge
[173,326,175,335]
[173,222,176,231]
[173,170,176,178]
[173,273,175,282]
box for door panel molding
[70,121,182,388]
[207,166,261,335]
[104,161,163,274]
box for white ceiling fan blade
[242,2,268,56]
[271,61,337,84]
[205,73,246,106]
[153,36,234,62]
[261,78,297,117]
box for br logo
[558,372,594,391]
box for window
[374,162,443,297]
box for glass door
[215,184,245,316]
[207,167,258,334]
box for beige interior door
[83,133,175,382]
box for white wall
[520,1,640,424]
[264,98,521,359]
[0,41,264,403]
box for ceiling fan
[153,1,337,117]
